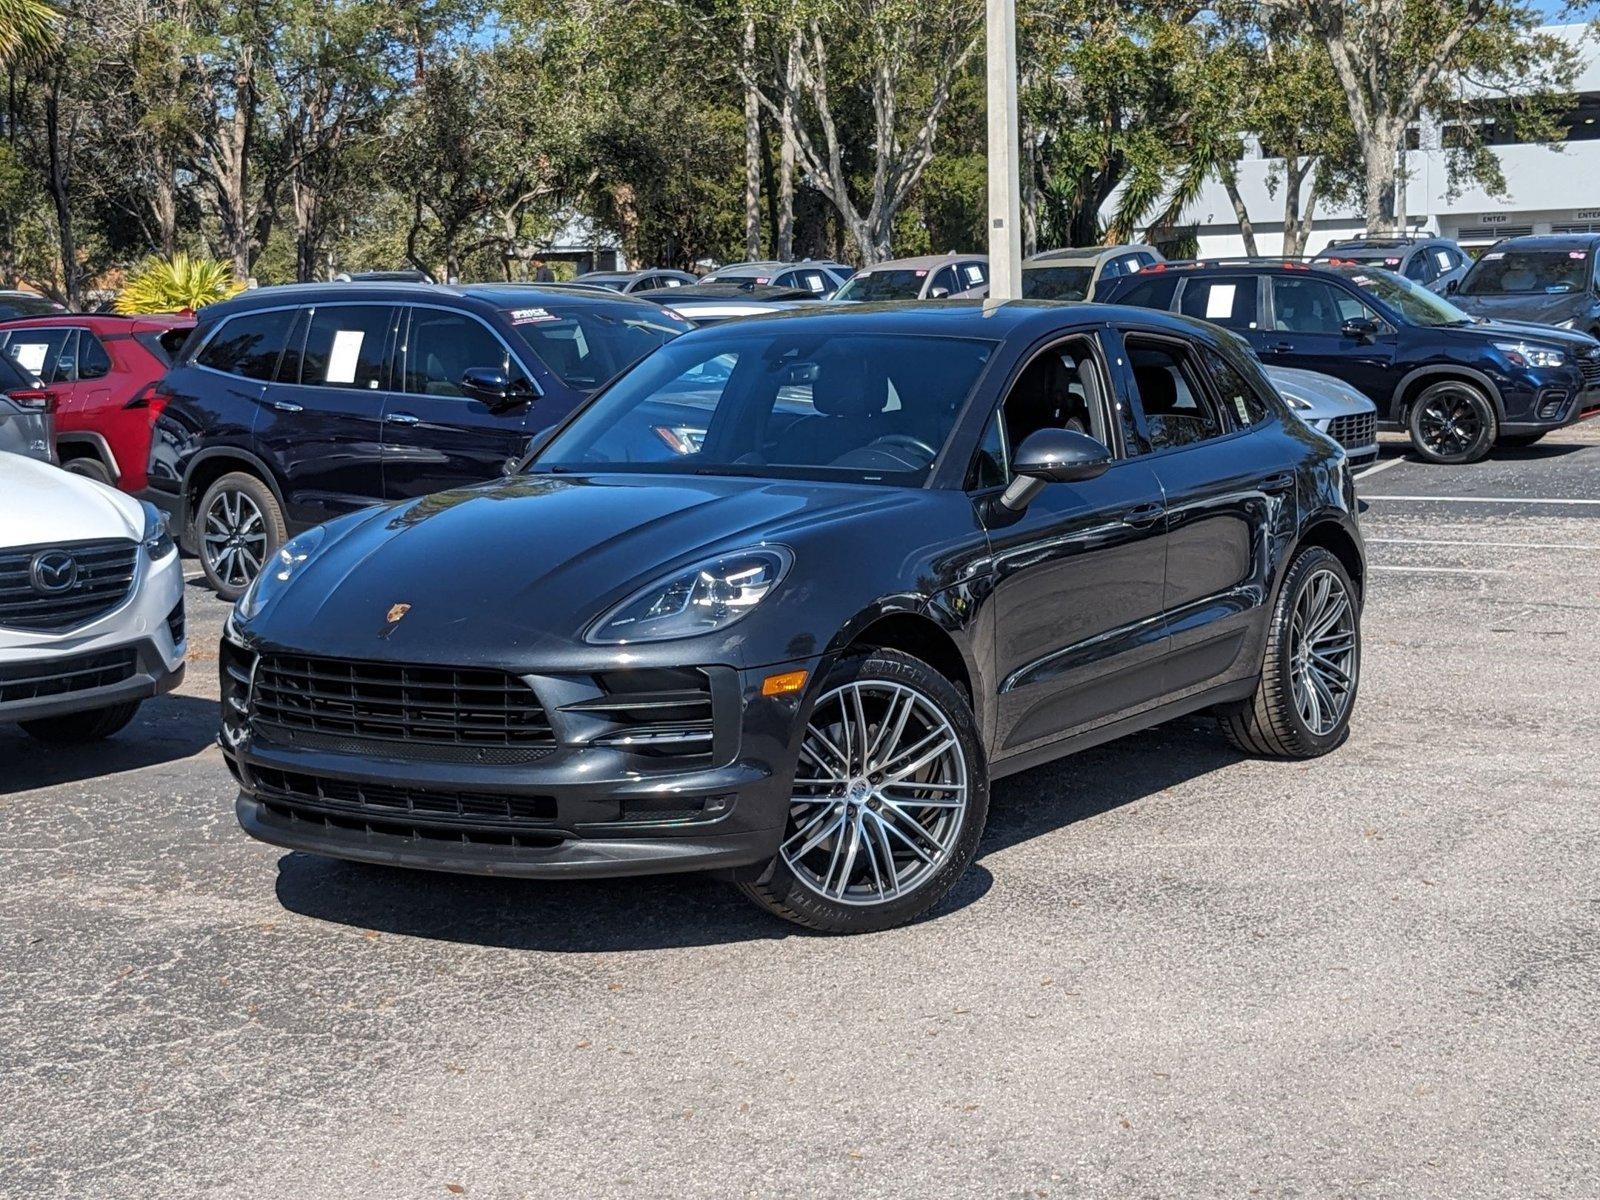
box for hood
[1263,366,1374,420]
[1450,289,1592,327]
[0,453,142,547]
[246,472,926,662]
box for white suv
[1,453,185,742]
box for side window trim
[1112,326,1246,457]
[390,302,536,399]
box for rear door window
[1178,276,1260,329]
[1200,347,1270,426]
[6,327,77,383]
[300,305,396,390]
[198,310,297,381]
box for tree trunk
[1219,163,1257,257]
[1363,128,1401,236]
[292,173,319,281]
[742,13,761,260]
[152,143,177,259]
[776,31,799,260]
[43,82,77,309]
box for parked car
[334,270,433,283]
[224,300,1364,933]
[0,290,66,321]
[633,282,821,325]
[698,260,849,298]
[1029,245,1165,301]
[0,452,185,743]
[144,282,693,599]
[0,312,194,488]
[1099,260,1600,462]
[832,254,988,302]
[1447,234,1600,337]
[0,350,54,463]
[576,269,698,293]
[1312,236,1470,295]
[1264,365,1379,466]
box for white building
[1155,23,1600,257]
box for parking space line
[1354,457,1406,481]
[1368,537,1600,551]
[1369,565,1513,575]
[1364,494,1600,507]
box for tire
[1407,381,1497,464]
[1221,546,1360,760]
[20,699,141,743]
[1498,432,1546,449]
[737,649,989,934]
[197,471,287,600]
[62,456,114,485]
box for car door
[4,326,79,409]
[1259,274,1399,406]
[254,303,394,525]
[1111,324,1297,698]
[981,328,1171,758]
[380,305,538,500]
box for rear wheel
[738,649,988,934]
[20,700,140,743]
[1498,432,1547,449]
[1407,381,1497,464]
[198,471,286,600]
[62,456,114,485]
[1222,546,1360,759]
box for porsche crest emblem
[386,603,412,624]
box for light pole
[986,0,1022,300]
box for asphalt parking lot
[5,427,1598,1199]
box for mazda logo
[29,550,79,594]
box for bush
[113,254,244,315]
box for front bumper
[223,641,817,880]
[1500,387,1600,434]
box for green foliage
[113,254,244,313]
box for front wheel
[737,649,989,934]
[62,456,114,485]
[1222,546,1361,759]
[197,471,287,600]
[1407,381,1497,464]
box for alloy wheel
[1416,389,1484,459]
[1289,567,1357,737]
[203,488,267,590]
[783,680,969,907]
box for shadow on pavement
[272,717,1242,950]
[0,692,218,794]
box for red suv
[0,313,193,490]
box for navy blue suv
[1099,260,1600,464]
[144,283,692,597]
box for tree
[0,0,58,64]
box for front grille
[0,540,138,632]
[561,668,715,761]
[0,647,137,706]
[250,653,555,752]
[250,765,561,844]
[1327,411,1376,452]
[1579,354,1600,388]
[165,600,185,646]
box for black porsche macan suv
[223,301,1364,933]
[143,282,693,597]
[1099,260,1600,463]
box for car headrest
[811,354,879,417]
[1133,364,1178,414]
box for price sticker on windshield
[509,307,557,323]
[1571,251,1589,259]
[1484,252,1505,260]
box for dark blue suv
[1099,260,1600,464]
[143,282,692,597]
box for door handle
[1122,502,1165,528]
[1264,342,1295,354]
[270,400,303,413]
[1260,472,1295,494]
[386,412,420,426]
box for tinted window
[78,331,112,379]
[1271,278,1373,334]
[1179,276,1259,329]
[968,411,1007,489]
[1114,275,1180,311]
[300,305,394,390]
[535,331,995,485]
[1403,253,1433,283]
[1001,337,1111,453]
[1201,347,1269,426]
[1459,248,1593,295]
[404,310,510,396]
[505,302,690,390]
[836,270,927,301]
[4,327,76,384]
[1125,338,1225,452]
[1022,265,1095,301]
[198,310,297,380]
[0,349,29,390]
[929,266,959,296]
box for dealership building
[1158,23,1600,258]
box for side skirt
[988,676,1258,781]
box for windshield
[1460,249,1592,296]
[1022,265,1095,301]
[532,330,996,486]
[834,271,927,302]
[1332,268,1475,327]
[504,303,692,390]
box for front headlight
[1495,340,1566,368]
[587,546,793,644]
[235,526,326,621]
[140,501,175,560]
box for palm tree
[0,0,58,65]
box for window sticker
[915,269,928,277]
[509,307,557,324]
[11,342,48,374]
[1204,283,1236,319]
[1351,275,1372,286]
[1385,257,1401,265]
[1484,251,1505,260]
[963,264,984,284]
[754,277,770,284]
[326,329,365,384]
[1570,250,1588,259]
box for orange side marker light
[762,670,808,697]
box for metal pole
[986,0,1022,300]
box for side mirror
[461,366,530,410]
[1341,317,1379,343]
[999,428,1113,512]
[1445,278,1460,295]
[929,286,951,299]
